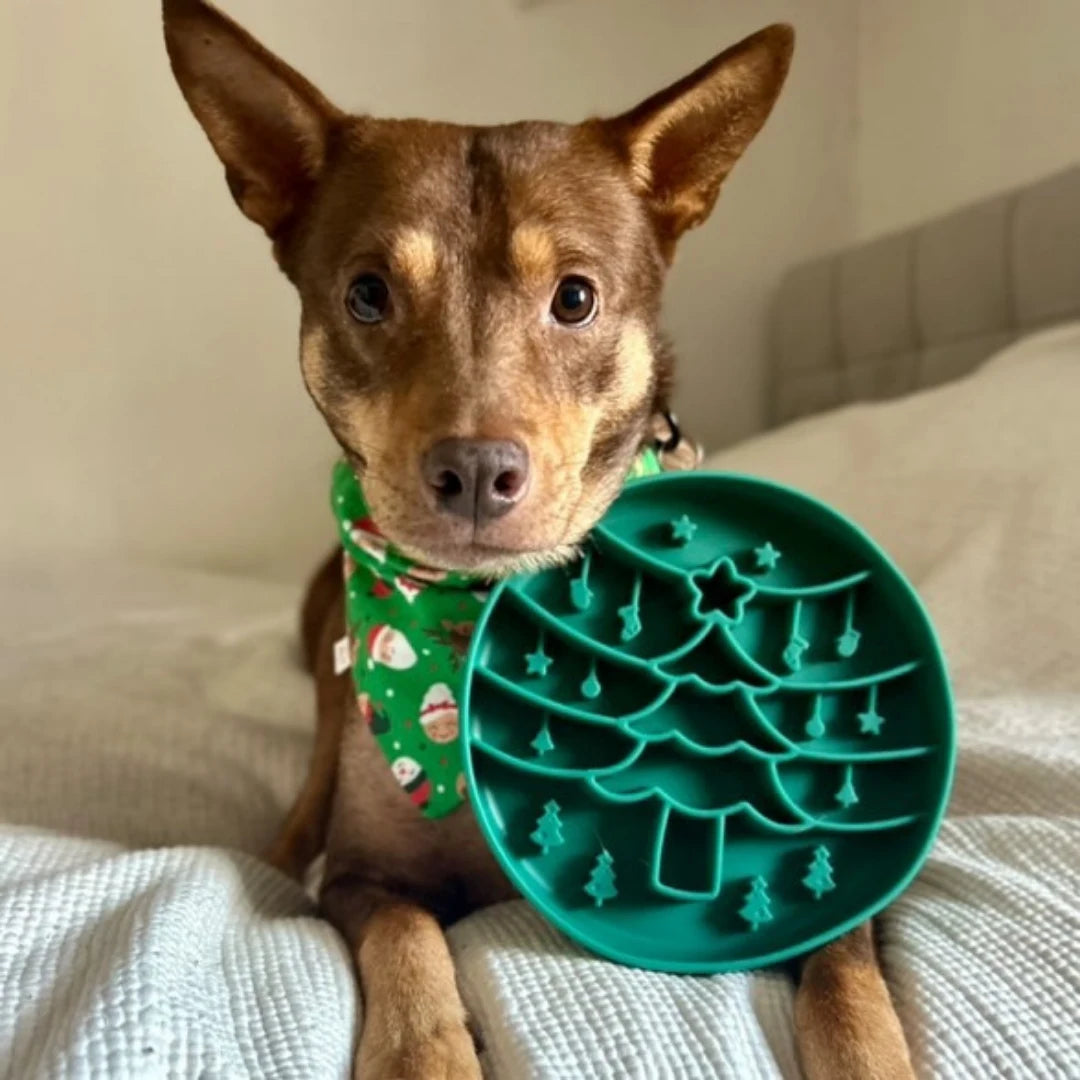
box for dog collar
[332,447,662,819]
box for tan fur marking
[327,895,482,1079]
[613,322,655,409]
[795,924,915,1080]
[299,324,331,392]
[392,228,440,289]
[300,324,394,467]
[510,223,557,285]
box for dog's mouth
[388,525,584,579]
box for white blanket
[2,325,1079,1078]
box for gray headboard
[770,164,1080,426]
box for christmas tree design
[530,800,565,853]
[468,495,941,921]
[739,876,773,931]
[803,845,836,899]
[584,849,618,907]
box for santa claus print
[391,756,431,808]
[347,516,388,563]
[394,576,426,604]
[370,579,394,600]
[366,624,417,670]
[419,682,460,744]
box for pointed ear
[607,24,794,252]
[163,0,342,239]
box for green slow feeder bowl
[461,471,954,973]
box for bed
[2,172,1079,1078]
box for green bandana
[332,447,663,819]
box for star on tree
[857,707,885,735]
[670,515,698,544]
[525,646,552,677]
[754,542,781,570]
[688,558,756,625]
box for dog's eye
[346,274,391,323]
[551,276,597,326]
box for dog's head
[163,0,792,575]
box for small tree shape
[739,876,773,931]
[530,719,555,756]
[530,800,565,854]
[584,849,618,907]
[802,845,836,900]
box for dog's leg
[794,921,915,1080]
[266,572,347,879]
[299,546,344,673]
[321,880,481,1080]
[264,683,342,878]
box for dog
[163,3,915,1077]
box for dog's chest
[327,701,514,919]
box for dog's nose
[422,438,530,522]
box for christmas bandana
[332,448,662,819]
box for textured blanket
[1,325,1079,1078]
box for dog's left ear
[606,24,794,254]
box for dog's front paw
[357,1020,482,1080]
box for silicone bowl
[461,471,954,972]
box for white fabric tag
[333,635,351,675]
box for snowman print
[391,756,431,808]
[348,517,388,564]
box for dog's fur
[163,3,916,1077]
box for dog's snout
[422,438,530,523]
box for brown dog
[163,3,915,1077]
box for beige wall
[0,0,858,580]
[855,0,1080,237]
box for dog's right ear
[604,25,794,257]
[163,0,342,239]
